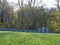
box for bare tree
[18,0,24,7]
[55,0,60,11]
[18,0,20,7]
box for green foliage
[49,11,60,32]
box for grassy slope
[0,32,60,45]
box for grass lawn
[0,31,60,45]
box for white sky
[8,0,56,8]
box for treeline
[0,0,60,32]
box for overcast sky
[8,0,56,8]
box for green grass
[0,31,60,45]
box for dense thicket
[0,0,60,32]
